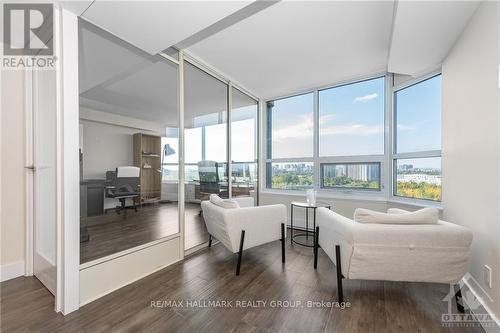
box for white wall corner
[1,261,25,282]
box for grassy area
[396,181,441,201]
[323,176,379,189]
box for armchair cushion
[354,207,439,224]
[209,194,240,209]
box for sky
[395,75,441,153]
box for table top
[290,201,331,208]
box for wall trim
[79,236,181,306]
[461,277,500,332]
[1,261,25,282]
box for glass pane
[231,88,258,200]
[184,62,228,249]
[267,93,314,158]
[34,69,57,289]
[78,19,179,263]
[395,157,441,201]
[184,127,202,164]
[266,162,314,190]
[395,75,441,153]
[319,77,385,156]
[321,163,380,190]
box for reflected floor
[80,202,208,263]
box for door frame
[24,68,34,278]
[23,5,79,314]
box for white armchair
[314,207,472,310]
[201,196,287,275]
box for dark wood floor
[81,203,209,263]
[2,235,484,333]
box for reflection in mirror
[184,62,228,249]
[78,19,179,263]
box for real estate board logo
[441,273,497,329]
[3,3,53,55]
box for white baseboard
[461,277,500,333]
[1,261,25,282]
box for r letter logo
[3,4,53,55]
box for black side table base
[290,202,331,248]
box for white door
[30,69,57,295]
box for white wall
[442,0,500,322]
[80,120,137,179]
[0,70,26,281]
[80,110,163,179]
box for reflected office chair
[197,160,224,215]
[106,166,140,215]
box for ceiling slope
[388,0,480,76]
[187,1,395,99]
[81,0,252,55]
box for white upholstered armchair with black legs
[201,195,287,275]
[313,207,473,311]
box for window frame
[391,72,442,203]
[264,74,388,197]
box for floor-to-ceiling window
[393,74,442,201]
[264,72,442,204]
[231,87,258,201]
[184,61,228,249]
[265,93,314,190]
[265,77,385,193]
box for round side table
[290,201,332,247]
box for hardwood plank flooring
[2,236,484,333]
[81,202,208,263]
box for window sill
[260,188,387,203]
[388,196,442,210]
[259,189,442,210]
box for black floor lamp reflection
[160,143,176,178]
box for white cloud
[321,124,383,136]
[273,115,313,141]
[353,93,378,103]
[396,124,416,132]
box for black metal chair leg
[455,284,465,313]
[314,226,319,269]
[208,234,212,248]
[281,223,285,263]
[335,244,344,303]
[236,230,246,276]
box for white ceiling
[81,1,251,55]
[187,1,395,99]
[79,0,480,122]
[388,1,480,76]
